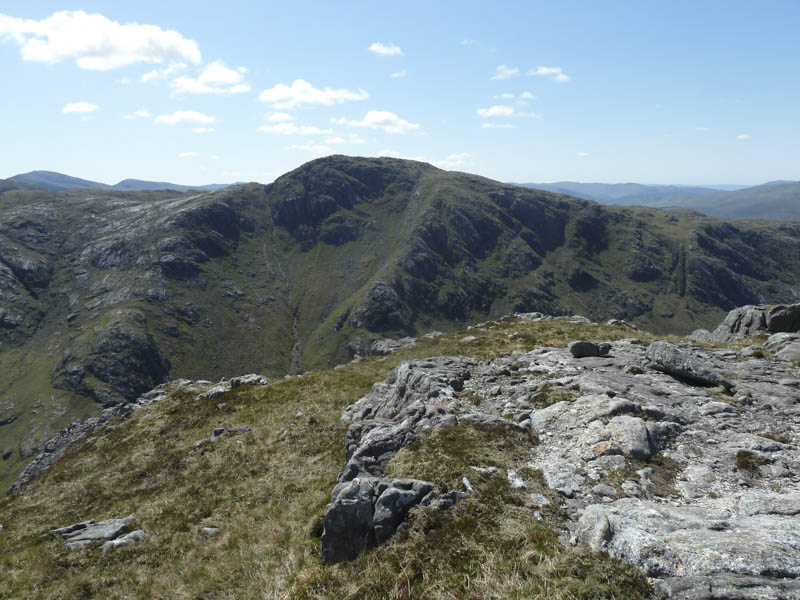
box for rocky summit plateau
[0,301,798,599]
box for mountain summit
[1,155,799,489]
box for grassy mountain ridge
[1,155,799,490]
[521,179,800,221]
[7,170,231,193]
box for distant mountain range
[519,180,800,221]
[4,170,799,221]
[5,170,234,193]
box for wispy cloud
[324,134,365,145]
[528,66,570,82]
[578,151,589,157]
[192,127,215,134]
[259,79,368,110]
[171,60,250,95]
[368,42,403,56]
[332,110,420,134]
[494,93,515,100]
[477,105,515,117]
[257,123,334,135]
[480,123,515,129]
[62,101,98,113]
[520,91,536,99]
[379,149,426,161]
[433,153,471,170]
[122,107,151,120]
[490,65,519,80]
[286,143,332,156]
[179,151,199,158]
[695,126,710,131]
[378,150,470,169]
[0,10,201,70]
[737,133,751,140]
[391,69,407,78]
[155,110,215,125]
[140,62,186,83]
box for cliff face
[2,155,800,490]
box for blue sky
[1,1,798,185]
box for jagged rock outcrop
[691,303,800,343]
[324,312,800,597]
[321,355,528,563]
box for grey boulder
[645,341,733,390]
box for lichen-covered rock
[575,495,800,596]
[691,303,800,343]
[645,340,733,389]
[53,516,136,550]
[321,478,375,564]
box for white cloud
[155,110,215,125]
[0,10,201,70]
[578,151,589,157]
[490,65,519,80]
[332,110,420,134]
[528,66,570,82]
[378,149,427,161]
[179,151,199,158]
[258,123,334,135]
[265,112,295,123]
[737,134,751,140]
[494,93,515,100]
[460,39,478,46]
[122,107,150,119]
[481,123,515,129]
[520,91,536,99]
[259,79,368,110]
[170,60,250,95]
[391,69,407,78]
[695,126,710,131]
[325,134,365,145]
[140,62,186,83]
[477,105,515,118]
[432,153,471,170]
[368,42,403,56]
[211,154,220,160]
[287,143,333,156]
[192,127,215,134]
[62,101,98,114]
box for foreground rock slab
[324,321,800,596]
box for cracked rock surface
[325,330,800,597]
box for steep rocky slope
[1,308,798,599]
[2,155,800,490]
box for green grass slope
[0,317,657,600]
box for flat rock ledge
[53,516,146,552]
[323,329,800,598]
